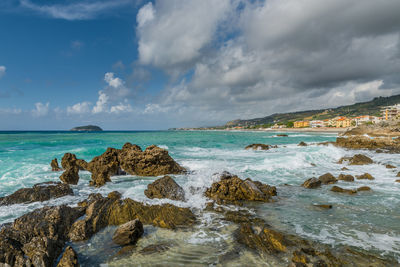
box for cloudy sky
[1,0,400,130]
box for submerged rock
[56,246,79,267]
[338,154,373,165]
[357,186,371,192]
[204,172,276,204]
[341,167,349,171]
[385,164,396,169]
[330,186,357,194]
[276,134,288,137]
[0,205,84,267]
[51,158,62,171]
[144,176,185,201]
[356,173,375,180]
[68,192,195,241]
[337,174,355,182]
[313,204,333,209]
[298,141,307,146]
[139,243,171,255]
[245,144,277,150]
[318,173,337,184]
[301,177,321,189]
[0,182,73,206]
[112,219,144,246]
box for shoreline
[179,127,349,133]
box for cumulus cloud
[20,0,132,20]
[32,102,49,117]
[0,66,5,78]
[136,0,400,124]
[67,101,91,115]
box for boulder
[0,182,73,206]
[86,148,121,187]
[0,205,84,267]
[396,171,400,177]
[313,204,332,209]
[330,186,357,194]
[318,173,337,184]
[337,174,354,182]
[356,173,375,180]
[56,246,79,267]
[204,172,276,204]
[385,164,396,169]
[338,154,373,165]
[357,186,371,192]
[68,192,195,241]
[395,179,400,183]
[59,166,80,185]
[59,153,88,185]
[112,219,144,246]
[301,178,321,189]
[276,134,288,137]
[298,141,307,146]
[144,176,185,201]
[51,158,62,171]
[245,144,276,150]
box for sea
[0,130,399,266]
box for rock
[330,186,357,194]
[318,173,337,184]
[277,134,288,137]
[301,178,321,189]
[385,164,396,169]
[341,167,349,171]
[395,179,400,183]
[60,166,80,185]
[338,154,373,165]
[112,219,144,246]
[335,136,400,151]
[357,186,371,192]
[56,246,79,267]
[313,204,332,209]
[310,163,316,167]
[204,173,276,204]
[397,172,400,177]
[59,153,88,185]
[68,192,195,241]
[356,173,375,180]
[337,174,354,182]
[298,141,307,146]
[108,191,122,200]
[86,148,121,187]
[0,182,73,206]
[0,205,84,267]
[51,158,62,171]
[144,176,185,201]
[140,243,171,255]
[245,144,276,150]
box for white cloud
[0,66,5,78]
[110,102,133,114]
[0,107,22,115]
[92,92,109,114]
[67,101,91,115]
[32,102,49,117]
[20,0,132,20]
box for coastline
[179,127,349,133]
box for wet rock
[59,153,88,185]
[313,204,332,209]
[0,205,84,267]
[396,171,400,177]
[338,154,373,165]
[56,246,79,267]
[330,186,357,195]
[337,174,354,182]
[144,176,185,201]
[395,179,400,183]
[245,144,276,150]
[204,173,276,204]
[86,148,121,187]
[68,192,195,241]
[298,141,307,146]
[108,191,122,200]
[356,173,375,180]
[0,182,73,206]
[301,178,321,189]
[357,186,371,192]
[277,134,288,137]
[77,193,103,208]
[318,173,337,184]
[310,163,317,167]
[112,219,144,246]
[335,136,400,151]
[341,167,349,171]
[385,164,396,169]
[140,243,171,255]
[59,166,80,185]
[51,158,62,171]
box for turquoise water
[1,130,399,265]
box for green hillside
[226,95,400,127]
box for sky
[0,0,400,130]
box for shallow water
[0,130,399,265]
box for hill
[225,95,400,127]
[70,125,103,131]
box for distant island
[70,125,103,131]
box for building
[294,121,310,128]
[335,117,352,128]
[381,104,400,120]
[354,115,375,126]
[310,120,325,128]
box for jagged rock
[335,136,400,151]
[356,173,375,180]
[298,141,307,146]
[86,148,121,187]
[385,164,396,169]
[341,167,349,171]
[0,205,84,267]
[338,154,373,165]
[59,153,88,185]
[330,186,357,194]
[56,246,79,267]
[51,158,62,171]
[318,173,337,184]
[144,176,185,201]
[337,174,354,182]
[301,178,321,189]
[112,219,144,246]
[313,204,332,209]
[0,182,73,206]
[60,166,80,185]
[68,192,195,241]
[204,172,276,204]
[357,186,371,192]
[245,144,277,150]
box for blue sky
[1,0,400,130]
